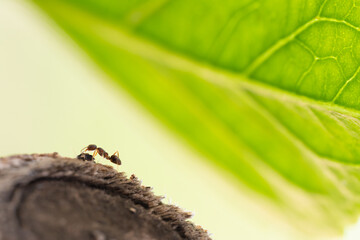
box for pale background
[0,0,358,239]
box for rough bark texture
[0,153,211,240]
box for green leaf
[31,0,360,237]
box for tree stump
[0,153,211,240]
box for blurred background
[1,0,360,239]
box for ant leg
[93,149,98,158]
[80,146,88,153]
[113,151,119,157]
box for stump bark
[0,153,211,240]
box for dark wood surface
[0,153,211,240]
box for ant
[80,144,121,165]
[77,153,95,162]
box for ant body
[80,144,121,165]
